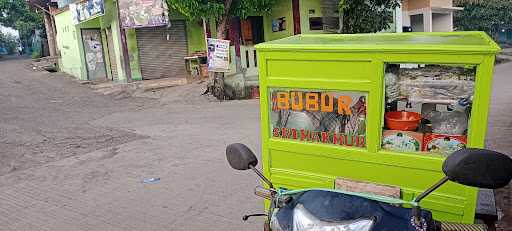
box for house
[49,0,347,85]
[51,0,206,82]
[399,0,462,32]
[48,0,409,88]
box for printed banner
[270,89,367,148]
[207,38,230,72]
[69,0,105,25]
[119,0,169,28]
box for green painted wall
[126,29,142,81]
[100,29,113,80]
[169,9,206,53]
[54,1,127,82]
[300,0,324,34]
[263,0,294,41]
[100,0,128,82]
[78,17,101,28]
[54,10,86,80]
[186,20,206,53]
[55,0,206,82]
[99,0,116,28]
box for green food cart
[254,32,501,224]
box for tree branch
[216,0,235,39]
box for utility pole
[115,0,132,82]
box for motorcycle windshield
[271,204,374,231]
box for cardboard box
[335,177,401,199]
[423,133,467,156]
[382,130,423,152]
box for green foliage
[0,30,18,54]
[338,0,400,34]
[167,0,274,21]
[31,50,41,59]
[0,0,44,43]
[454,0,512,34]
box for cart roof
[255,32,501,54]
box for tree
[337,0,400,34]
[167,0,275,99]
[0,0,44,53]
[454,0,512,36]
[167,0,274,39]
[453,0,484,4]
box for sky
[0,25,20,38]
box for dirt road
[0,59,264,230]
[0,59,153,177]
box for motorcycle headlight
[271,204,374,231]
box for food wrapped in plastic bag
[385,72,400,101]
[424,111,468,135]
[398,66,475,81]
[400,80,474,103]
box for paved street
[0,59,263,230]
[486,62,512,231]
[0,58,511,230]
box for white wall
[395,6,403,32]
[423,10,432,32]
[432,13,453,32]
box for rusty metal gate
[136,21,188,80]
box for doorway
[410,14,424,32]
[81,29,107,81]
[240,16,265,45]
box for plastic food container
[385,111,422,131]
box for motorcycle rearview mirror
[226,143,274,189]
[443,148,512,189]
[226,143,258,170]
[412,148,512,223]
[416,148,512,205]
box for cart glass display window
[382,64,477,156]
[270,89,368,148]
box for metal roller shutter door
[136,22,188,80]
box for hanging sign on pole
[207,38,231,72]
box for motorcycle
[226,143,512,231]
